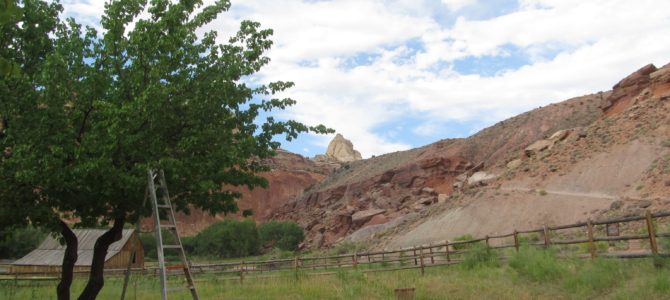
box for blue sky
[61,0,670,158]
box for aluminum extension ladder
[147,169,199,300]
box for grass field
[2,249,669,299]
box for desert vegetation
[2,249,669,299]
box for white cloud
[59,0,670,157]
[441,0,477,11]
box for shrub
[0,226,47,259]
[329,241,359,256]
[139,233,157,260]
[509,247,566,282]
[191,219,260,258]
[452,234,476,250]
[259,221,304,251]
[139,229,182,260]
[460,244,498,270]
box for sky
[61,0,670,158]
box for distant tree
[259,221,305,251]
[0,0,331,299]
[191,219,260,258]
[0,225,47,259]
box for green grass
[2,253,670,299]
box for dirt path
[500,186,617,200]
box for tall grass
[460,244,498,270]
[2,252,669,299]
[509,246,566,282]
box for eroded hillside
[269,63,664,249]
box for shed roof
[12,229,137,266]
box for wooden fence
[3,210,670,282]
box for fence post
[367,252,371,263]
[419,247,425,276]
[381,250,385,263]
[413,246,418,265]
[485,235,490,248]
[429,242,435,264]
[353,253,358,268]
[587,220,596,259]
[513,230,519,252]
[323,256,327,270]
[445,240,451,263]
[543,224,551,248]
[240,261,244,285]
[294,256,299,280]
[646,210,659,255]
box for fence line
[3,210,669,282]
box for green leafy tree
[191,219,260,258]
[0,225,48,259]
[259,220,304,251]
[0,0,331,299]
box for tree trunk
[78,216,125,300]
[57,220,78,300]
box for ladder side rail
[157,170,199,300]
[148,169,169,300]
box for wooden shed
[10,229,144,274]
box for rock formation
[325,134,362,162]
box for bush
[460,244,498,270]
[139,233,157,260]
[0,226,47,259]
[509,247,566,282]
[139,230,182,260]
[259,221,304,251]
[452,234,477,250]
[191,219,260,258]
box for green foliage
[259,221,304,251]
[0,225,47,259]
[509,247,566,282]
[0,0,332,234]
[452,234,476,250]
[190,219,260,258]
[518,233,541,245]
[653,270,670,293]
[329,241,361,256]
[139,233,157,260]
[460,244,498,270]
[564,258,625,292]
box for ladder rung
[163,245,182,249]
[160,224,177,229]
[157,204,172,209]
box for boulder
[364,214,389,227]
[549,129,569,142]
[437,194,448,204]
[325,134,362,162]
[467,171,497,186]
[525,139,553,157]
[351,209,386,226]
[602,64,657,112]
[506,159,523,170]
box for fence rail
[3,210,669,282]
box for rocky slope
[143,149,333,236]
[272,62,670,249]
[382,62,670,249]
